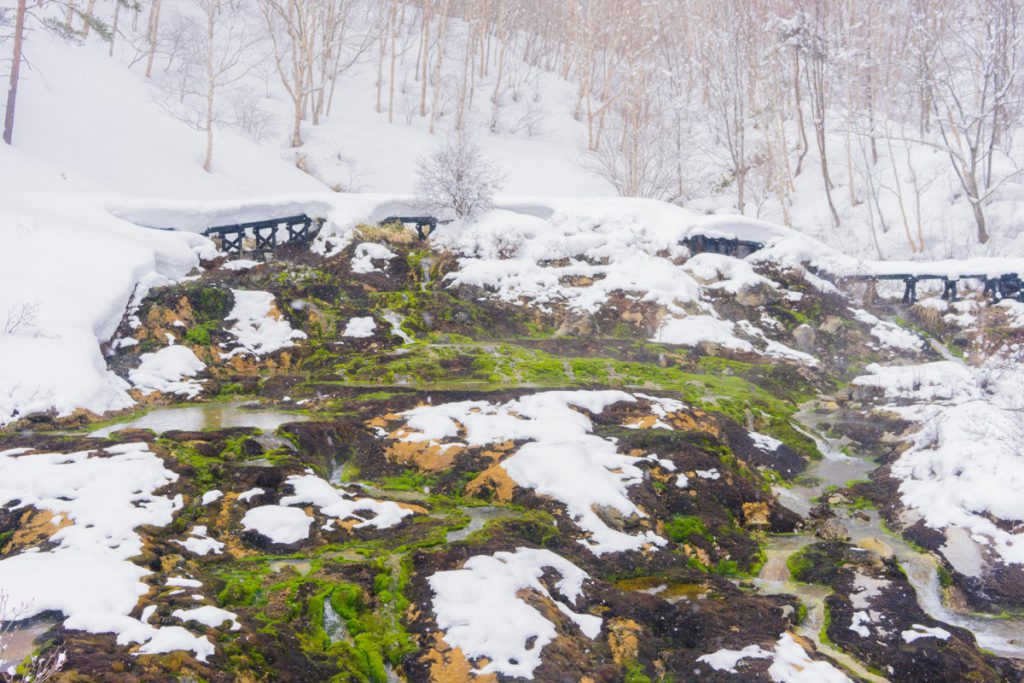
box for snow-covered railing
[203,214,322,253]
[844,272,1024,304]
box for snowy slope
[0,184,213,425]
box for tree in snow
[414,131,503,219]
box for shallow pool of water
[446,506,518,543]
[0,615,60,669]
[89,402,309,438]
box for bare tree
[2,301,39,335]
[414,132,503,219]
[2,0,27,144]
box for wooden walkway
[846,272,1024,303]
[204,214,322,254]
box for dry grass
[353,222,419,246]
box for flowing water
[382,310,413,345]
[754,403,1024,672]
[322,600,348,644]
[89,402,309,438]
[445,506,519,543]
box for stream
[754,403,1024,676]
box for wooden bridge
[683,234,765,258]
[847,272,1024,303]
[204,214,322,254]
[379,216,452,240]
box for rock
[815,518,850,542]
[736,286,767,307]
[857,537,894,560]
[792,324,816,352]
[818,316,844,335]
[742,501,772,529]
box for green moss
[624,661,652,683]
[664,515,709,544]
[937,564,954,589]
[218,565,271,608]
[795,601,808,624]
[185,321,218,346]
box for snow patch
[429,547,600,679]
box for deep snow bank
[0,195,213,425]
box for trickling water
[756,403,1024,663]
[419,256,435,290]
[382,310,414,345]
[322,600,348,644]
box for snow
[853,359,1024,566]
[0,443,213,660]
[902,624,952,643]
[241,505,313,544]
[201,490,224,505]
[135,626,215,661]
[176,525,225,556]
[351,242,397,273]
[0,193,212,426]
[852,310,924,352]
[768,633,852,683]
[238,487,265,502]
[225,290,306,356]
[343,316,377,338]
[697,633,850,682]
[129,345,206,398]
[683,253,777,294]
[168,576,203,588]
[653,315,753,351]
[172,606,241,631]
[280,474,412,529]
[750,432,784,452]
[393,391,665,554]
[428,547,600,679]
[850,611,872,638]
[221,259,261,271]
[698,644,772,672]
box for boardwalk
[204,215,322,254]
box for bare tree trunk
[793,51,808,177]
[145,0,162,78]
[418,0,430,117]
[3,0,26,145]
[428,0,450,134]
[81,0,97,36]
[110,0,122,56]
[203,0,216,171]
[387,0,398,123]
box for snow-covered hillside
[3,0,1023,262]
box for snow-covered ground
[0,443,214,660]
[854,358,1024,572]
[428,547,600,678]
